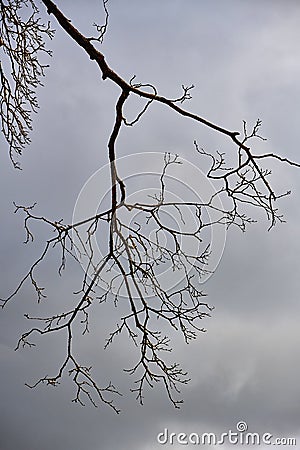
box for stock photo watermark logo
[72,152,227,298]
[156,421,297,446]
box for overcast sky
[1,1,300,449]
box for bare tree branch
[1,0,299,412]
[0,0,54,167]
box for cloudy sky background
[1,1,300,449]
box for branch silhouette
[1,0,299,411]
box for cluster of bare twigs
[0,0,54,168]
[1,0,300,412]
[194,119,298,231]
[5,151,215,410]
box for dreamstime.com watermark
[156,421,297,446]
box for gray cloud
[1,1,300,449]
